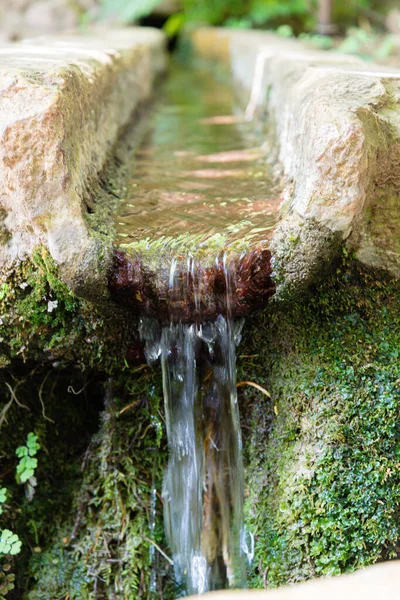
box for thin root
[236,380,271,397]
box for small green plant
[15,433,40,484]
[0,532,21,557]
[0,433,40,598]
[0,492,21,599]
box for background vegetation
[99,0,396,36]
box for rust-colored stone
[108,247,275,323]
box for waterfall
[140,255,247,595]
[111,59,276,595]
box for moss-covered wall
[26,373,173,600]
[0,252,175,599]
[239,260,400,587]
[1,251,400,595]
[1,361,175,599]
[0,249,142,371]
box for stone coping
[185,560,400,599]
[0,27,166,296]
[191,28,400,296]
[2,25,400,308]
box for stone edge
[0,27,167,299]
[190,27,400,297]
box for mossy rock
[239,261,400,586]
[2,255,400,595]
[0,248,142,371]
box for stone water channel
[109,61,281,594]
[2,25,400,600]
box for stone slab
[0,27,166,295]
[185,560,400,599]
[191,28,400,296]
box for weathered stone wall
[0,0,180,43]
[0,28,166,300]
[190,28,400,297]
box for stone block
[0,27,166,297]
[190,28,400,295]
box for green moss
[239,262,400,586]
[0,364,174,599]
[0,248,138,371]
[26,371,174,600]
[0,365,105,598]
[3,248,400,593]
[0,250,177,598]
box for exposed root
[236,380,271,397]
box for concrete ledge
[186,560,400,599]
[191,28,400,296]
[0,27,166,295]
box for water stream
[114,60,279,594]
[140,280,245,594]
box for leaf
[27,432,38,444]
[20,469,34,484]
[237,380,271,397]
[9,540,22,555]
[0,488,6,503]
[17,456,37,473]
[0,530,22,556]
[163,12,186,37]
[1,530,13,541]
[16,450,38,483]
[16,446,28,458]
[27,433,40,454]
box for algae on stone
[0,360,175,599]
[239,261,400,586]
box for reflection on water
[116,60,281,262]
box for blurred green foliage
[100,0,162,22]
[99,0,393,34]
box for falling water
[113,60,280,594]
[140,256,246,594]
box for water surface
[116,60,281,263]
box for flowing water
[140,312,245,594]
[116,62,280,258]
[115,60,280,594]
